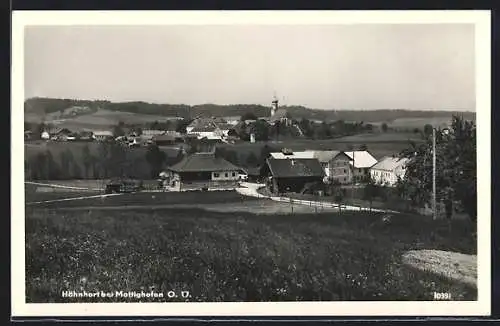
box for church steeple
[271,93,279,117]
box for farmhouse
[190,125,224,140]
[269,149,352,184]
[370,156,410,186]
[344,151,378,183]
[265,157,325,194]
[93,130,114,141]
[163,152,242,191]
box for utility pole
[432,128,437,220]
[352,149,355,204]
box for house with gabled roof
[344,151,378,183]
[265,157,325,194]
[163,152,243,191]
[269,149,352,184]
[370,156,410,187]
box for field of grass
[220,134,419,162]
[28,109,179,131]
[370,117,455,129]
[26,203,477,302]
[26,190,256,207]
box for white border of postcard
[12,10,491,317]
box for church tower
[271,95,279,117]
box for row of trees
[395,115,477,221]
[25,143,185,180]
[25,97,476,122]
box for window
[225,173,228,177]
[344,169,347,173]
[214,173,220,178]
[232,172,236,177]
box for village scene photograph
[21,16,481,306]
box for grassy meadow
[25,202,476,302]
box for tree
[363,178,378,211]
[240,112,258,121]
[424,124,433,138]
[381,123,388,133]
[113,124,125,137]
[145,144,166,178]
[249,120,269,141]
[399,115,476,221]
[97,143,110,178]
[59,150,71,179]
[246,152,259,167]
[298,118,313,138]
[259,145,272,166]
[176,119,192,134]
[82,145,92,178]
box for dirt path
[25,181,103,191]
[237,182,399,214]
[402,249,477,287]
[26,193,123,205]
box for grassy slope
[25,206,476,303]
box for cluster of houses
[25,96,299,146]
[158,148,410,194]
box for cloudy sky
[24,24,475,110]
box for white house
[93,130,114,141]
[344,151,378,183]
[370,156,410,186]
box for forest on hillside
[24,97,476,122]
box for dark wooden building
[265,158,325,194]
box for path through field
[237,182,400,214]
[26,193,124,205]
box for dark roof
[191,126,219,132]
[266,158,325,178]
[270,109,289,122]
[168,153,240,173]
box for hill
[24,97,476,125]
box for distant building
[93,130,114,142]
[264,157,325,194]
[141,130,166,143]
[370,156,410,186]
[268,97,291,126]
[344,151,378,183]
[163,152,242,191]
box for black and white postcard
[12,10,491,318]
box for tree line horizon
[24,97,476,123]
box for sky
[24,24,475,111]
